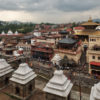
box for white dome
[96,26,100,30]
[7,30,13,35]
[15,31,18,35]
[90,82,100,100]
[1,31,5,35]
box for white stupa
[51,54,62,65]
[90,82,100,100]
[10,63,37,84]
[43,70,73,98]
[1,31,5,35]
[0,59,14,77]
[15,31,18,35]
[7,30,13,35]
[96,26,100,30]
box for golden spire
[88,17,92,22]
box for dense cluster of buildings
[0,17,100,100]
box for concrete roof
[43,70,73,97]
[0,59,13,77]
[90,82,100,100]
[10,63,37,85]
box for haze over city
[0,0,100,23]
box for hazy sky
[0,0,100,23]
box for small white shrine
[90,82,100,100]
[1,31,5,35]
[0,59,13,77]
[51,54,62,65]
[7,30,13,35]
[10,63,37,99]
[10,63,37,84]
[0,59,13,88]
[43,70,73,100]
[15,31,18,35]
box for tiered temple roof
[10,63,37,84]
[0,59,13,77]
[74,17,100,36]
[81,19,99,26]
[90,82,100,100]
[43,70,73,97]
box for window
[98,57,100,60]
[90,39,96,42]
[92,56,95,59]
[92,39,96,41]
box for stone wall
[10,79,35,100]
[0,72,13,88]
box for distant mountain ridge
[93,19,100,22]
[0,20,36,25]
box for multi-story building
[74,17,100,49]
[31,42,54,61]
[87,35,100,77]
[54,37,82,63]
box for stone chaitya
[90,82,100,100]
[51,54,62,65]
[10,63,37,100]
[43,70,73,100]
[0,59,13,88]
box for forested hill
[0,21,36,34]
